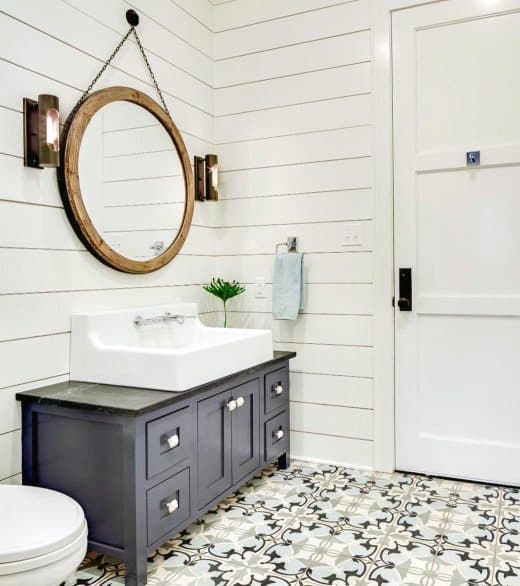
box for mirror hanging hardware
[64,9,171,130]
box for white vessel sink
[70,303,273,391]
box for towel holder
[275,236,298,254]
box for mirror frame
[58,86,195,274]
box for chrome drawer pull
[227,399,237,412]
[273,384,284,396]
[167,434,179,449]
[273,429,284,441]
[165,498,179,515]
[236,396,245,408]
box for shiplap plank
[217,252,374,285]
[0,201,83,250]
[215,1,369,58]
[222,190,373,226]
[218,126,371,171]
[0,431,22,481]
[128,0,213,57]
[0,473,22,485]
[65,0,213,82]
[216,94,372,143]
[0,249,214,294]
[275,342,372,378]
[0,58,80,116]
[229,283,373,315]
[173,0,214,31]
[216,31,370,87]
[214,0,362,31]
[0,335,69,389]
[290,372,373,409]
[226,313,373,346]
[216,221,374,255]
[216,63,371,116]
[290,430,373,468]
[0,376,68,435]
[0,107,22,156]
[221,158,372,199]
[291,402,373,440]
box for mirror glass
[78,101,186,261]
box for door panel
[197,390,232,508]
[231,380,260,482]
[393,0,520,486]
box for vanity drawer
[146,467,191,546]
[264,367,289,416]
[265,410,289,462]
[146,406,194,479]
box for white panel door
[393,0,520,486]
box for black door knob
[397,297,411,310]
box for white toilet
[0,486,88,586]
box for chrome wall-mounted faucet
[133,312,195,327]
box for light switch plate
[255,278,266,298]
[342,223,364,247]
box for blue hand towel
[273,253,304,320]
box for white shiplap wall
[0,0,217,484]
[214,0,374,468]
[1,0,378,482]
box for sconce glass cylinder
[38,94,60,168]
[205,154,218,201]
[23,94,60,168]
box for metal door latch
[466,151,480,166]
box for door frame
[371,0,445,472]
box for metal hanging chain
[132,28,170,116]
[68,25,170,121]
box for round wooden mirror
[58,86,194,274]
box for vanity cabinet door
[231,380,260,483]
[197,390,233,509]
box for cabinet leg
[277,452,290,470]
[125,555,147,586]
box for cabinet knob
[273,384,284,396]
[236,396,245,408]
[165,498,179,515]
[273,429,284,441]
[167,434,179,449]
[227,399,237,412]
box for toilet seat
[0,485,87,574]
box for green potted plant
[203,277,245,328]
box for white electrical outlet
[255,278,266,298]
[342,223,364,247]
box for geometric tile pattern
[70,461,520,585]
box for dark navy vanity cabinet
[17,351,294,586]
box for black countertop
[16,351,296,416]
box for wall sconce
[23,94,60,168]
[194,154,219,201]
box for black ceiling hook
[126,9,139,27]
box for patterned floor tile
[434,544,495,585]
[70,462,520,586]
